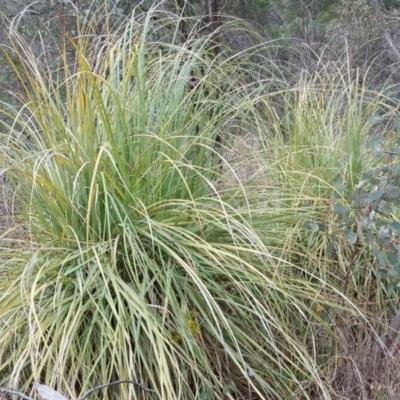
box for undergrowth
[0,2,400,400]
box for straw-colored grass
[1,3,400,400]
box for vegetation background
[1,0,400,399]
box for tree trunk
[203,0,220,55]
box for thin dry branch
[0,388,31,400]
[371,0,400,64]
[0,380,156,400]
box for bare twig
[371,0,400,64]
[0,388,33,400]
[0,379,156,400]
[5,11,44,18]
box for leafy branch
[328,115,400,356]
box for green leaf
[305,220,320,232]
[377,200,390,215]
[381,165,389,173]
[199,388,214,399]
[373,244,381,256]
[387,250,399,268]
[360,211,375,231]
[343,216,356,226]
[391,177,400,189]
[367,190,383,202]
[390,221,400,231]
[332,174,345,191]
[318,224,327,232]
[326,242,335,258]
[388,187,400,200]
[387,282,395,296]
[372,146,383,158]
[334,202,350,217]
[359,188,370,199]
[311,223,320,232]
[362,168,376,179]
[365,135,382,149]
[367,116,384,126]
[366,231,375,243]
[391,164,400,176]
[378,228,391,244]
[222,384,238,394]
[370,175,381,185]
[377,251,387,268]
[345,230,358,245]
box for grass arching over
[258,58,396,266]
[0,5,375,400]
[253,56,400,398]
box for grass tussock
[1,3,400,400]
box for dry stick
[0,388,32,400]
[371,0,400,64]
[6,11,44,18]
[0,380,156,400]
